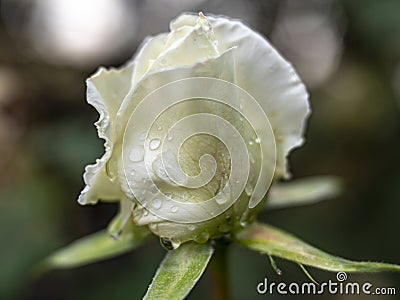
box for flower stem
[209,240,230,300]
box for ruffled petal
[78,65,134,205]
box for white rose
[78,13,310,248]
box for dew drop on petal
[151,198,162,210]
[215,192,227,205]
[245,183,254,196]
[171,206,179,213]
[240,220,248,227]
[129,146,144,162]
[194,231,209,243]
[160,237,174,250]
[149,138,161,150]
[166,132,173,141]
[159,237,180,250]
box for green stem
[209,240,230,300]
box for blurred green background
[0,0,399,299]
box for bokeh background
[0,0,399,299]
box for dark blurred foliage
[0,0,399,299]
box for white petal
[115,48,236,202]
[78,65,134,204]
[128,15,220,89]
[212,15,310,178]
[130,33,169,87]
[173,13,310,178]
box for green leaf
[265,176,342,209]
[38,227,148,272]
[144,242,214,300]
[235,223,400,273]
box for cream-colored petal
[130,33,169,87]
[116,48,236,199]
[127,14,220,92]
[211,15,310,178]
[116,49,253,237]
[172,13,310,178]
[78,65,134,205]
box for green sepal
[37,225,149,272]
[236,223,400,273]
[143,242,214,300]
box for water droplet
[149,138,161,150]
[235,179,240,184]
[166,132,173,141]
[171,206,179,213]
[239,103,243,110]
[151,198,162,210]
[129,146,144,162]
[159,237,180,250]
[245,183,254,196]
[171,239,181,249]
[143,210,149,216]
[194,231,209,243]
[160,237,174,250]
[130,169,136,176]
[188,225,196,231]
[157,125,163,131]
[240,220,248,227]
[255,137,261,143]
[215,192,227,205]
[248,140,254,146]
